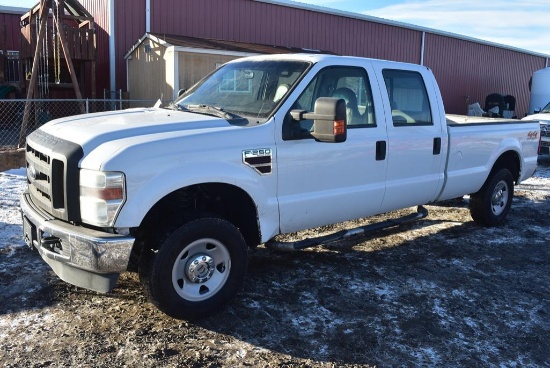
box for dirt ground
[1,157,549,367]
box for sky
[1,0,549,56]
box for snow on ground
[0,168,27,253]
[1,159,549,249]
[0,157,549,367]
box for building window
[219,70,252,93]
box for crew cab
[21,54,539,319]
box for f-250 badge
[242,148,272,175]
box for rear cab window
[382,69,433,126]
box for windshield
[541,101,550,113]
[175,60,311,123]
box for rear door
[375,67,447,212]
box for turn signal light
[334,120,345,135]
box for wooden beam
[78,20,91,29]
[63,14,94,22]
[18,0,50,148]
[54,2,85,112]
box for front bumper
[20,192,135,293]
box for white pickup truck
[21,54,539,319]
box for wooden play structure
[18,0,96,147]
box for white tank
[529,67,550,114]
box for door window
[283,66,376,140]
[383,69,433,126]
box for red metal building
[3,0,550,116]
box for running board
[265,206,428,252]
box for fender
[78,116,280,241]
[437,127,529,201]
[115,159,280,241]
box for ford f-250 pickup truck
[21,54,539,319]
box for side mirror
[177,89,186,97]
[291,97,347,143]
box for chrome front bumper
[20,192,135,293]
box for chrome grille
[26,143,55,210]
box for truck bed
[446,114,522,126]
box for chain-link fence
[0,98,158,148]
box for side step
[265,206,428,252]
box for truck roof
[231,53,430,72]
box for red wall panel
[78,0,145,97]
[1,11,24,51]
[78,0,110,97]
[150,0,421,64]
[424,33,546,117]
[72,0,547,116]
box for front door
[275,64,388,233]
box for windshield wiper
[185,104,242,120]
[165,101,190,112]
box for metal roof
[0,6,27,14]
[124,33,336,59]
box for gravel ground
[0,156,549,367]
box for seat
[273,84,290,102]
[331,87,363,125]
[503,95,516,118]
[485,93,505,117]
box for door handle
[376,141,386,161]
[433,137,441,155]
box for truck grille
[25,130,83,222]
[26,143,61,210]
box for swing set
[18,0,96,147]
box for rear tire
[139,216,248,320]
[469,168,514,226]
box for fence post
[86,98,89,113]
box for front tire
[139,216,248,320]
[469,167,514,226]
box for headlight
[79,169,126,227]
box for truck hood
[39,107,238,151]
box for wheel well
[492,151,520,183]
[128,183,260,271]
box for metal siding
[424,33,545,117]
[0,12,23,51]
[114,0,145,94]
[77,0,110,96]
[77,0,145,96]
[150,0,420,63]
[76,0,547,111]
